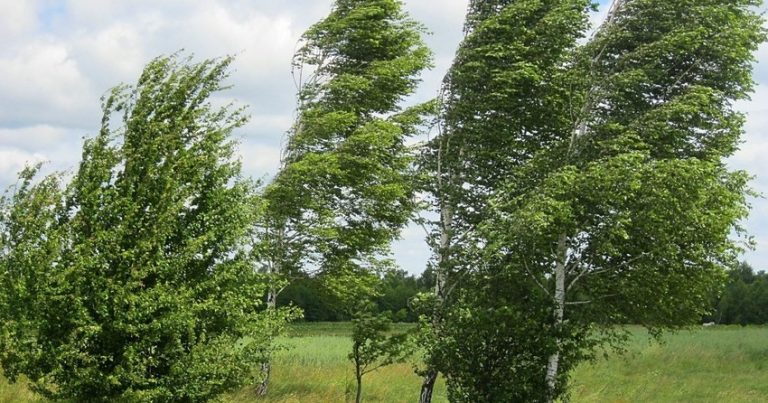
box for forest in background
[282,263,768,325]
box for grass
[569,326,768,402]
[230,322,448,403]
[0,324,766,402]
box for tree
[349,304,411,403]
[0,165,66,386]
[374,269,422,322]
[277,273,349,321]
[415,0,592,400]
[0,54,294,401]
[414,0,765,401]
[714,262,768,324]
[459,0,765,401]
[256,0,433,394]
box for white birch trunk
[544,2,627,400]
[419,201,453,403]
[256,225,284,396]
[545,234,568,403]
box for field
[1,324,767,402]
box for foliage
[421,0,766,402]
[418,0,593,400]
[349,305,412,403]
[0,165,66,389]
[279,269,428,322]
[710,262,768,325]
[374,270,423,322]
[435,271,562,403]
[262,0,433,287]
[0,54,295,402]
[277,274,349,322]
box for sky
[0,0,766,275]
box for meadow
[1,324,766,402]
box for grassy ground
[1,324,766,402]
[569,326,768,402]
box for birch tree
[416,0,591,400]
[258,0,432,394]
[454,0,765,401]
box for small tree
[349,305,411,403]
[0,54,294,401]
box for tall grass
[230,330,449,403]
[569,326,768,402]
[0,324,765,402]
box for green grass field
[1,324,766,402]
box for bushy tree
[420,0,765,402]
[0,55,293,402]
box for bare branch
[524,259,551,298]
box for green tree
[375,269,421,322]
[277,274,348,322]
[417,0,765,401]
[0,165,66,386]
[715,262,768,324]
[256,0,433,394]
[468,0,765,401]
[0,54,294,402]
[416,0,591,400]
[348,304,411,403]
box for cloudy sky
[1,0,766,274]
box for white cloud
[0,148,48,183]
[0,125,71,149]
[0,0,765,273]
[393,223,433,274]
[0,125,85,188]
[0,0,39,43]
[237,143,281,179]
[0,40,96,127]
[73,22,147,85]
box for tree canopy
[0,55,294,402]
[418,0,766,402]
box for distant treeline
[277,269,434,323]
[707,262,768,325]
[280,262,768,325]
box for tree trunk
[257,224,283,397]
[255,360,271,396]
[255,288,276,396]
[419,369,438,403]
[355,372,363,403]
[545,234,567,403]
[419,200,453,403]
